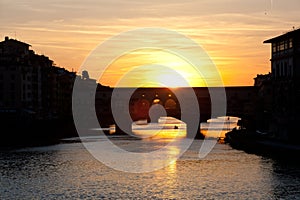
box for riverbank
[225,129,300,160]
[0,118,78,148]
[0,117,131,149]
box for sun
[99,49,207,87]
[154,72,190,88]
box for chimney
[5,36,9,41]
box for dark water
[1,136,300,199]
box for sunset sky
[1,0,300,87]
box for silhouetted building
[95,83,113,126]
[50,67,76,118]
[0,36,53,118]
[254,73,272,131]
[264,28,300,141]
[0,36,78,120]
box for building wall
[264,29,300,141]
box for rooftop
[0,36,31,47]
[264,28,300,43]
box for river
[1,134,300,199]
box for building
[254,73,272,132]
[50,67,76,119]
[0,36,77,120]
[0,36,52,118]
[264,28,300,141]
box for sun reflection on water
[132,117,187,139]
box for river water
[1,135,300,199]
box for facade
[0,36,51,118]
[264,28,300,140]
[0,36,76,120]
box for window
[284,41,288,49]
[272,43,277,53]
[289,38,293,48]
[276,39,293,52]
[279,41,285,51]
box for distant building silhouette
[0,36,109,145]
[0,36,114,122]
[0,36,84,120]
[0,36,54,118]
[264,28,300,141]
[82,70,90,80]
[254,73,272,131]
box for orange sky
[1,0,300,87]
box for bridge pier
[186,122,204,139]
[115,122,132,135]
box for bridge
[95,86,256,138]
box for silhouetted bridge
[95,86,256,137]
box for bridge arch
[152,98,162,105]
[130,98,150,121]
[164,98,177,110]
